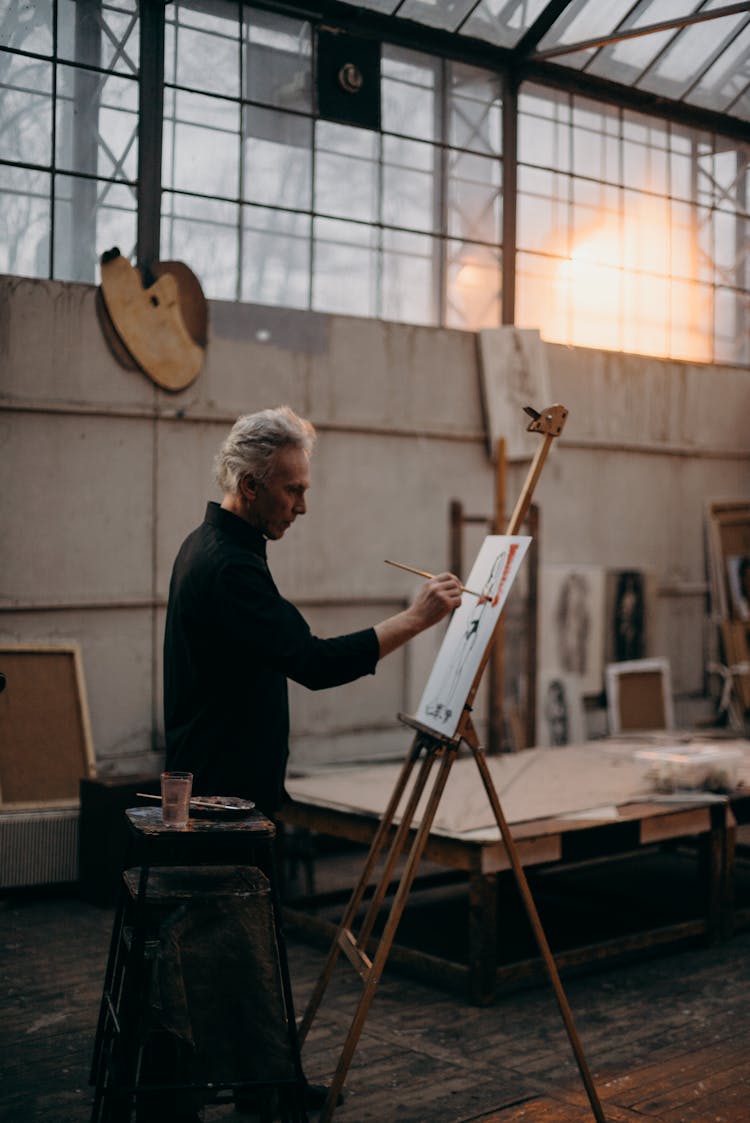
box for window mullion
[137,0,165,270]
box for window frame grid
[517,84,749,365]
[0,1,748,363]
[0,1,140,283]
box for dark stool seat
[90,808,308,1123]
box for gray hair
[214,406,316,494]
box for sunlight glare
[521,194,712,361]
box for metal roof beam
[509,0,577,62]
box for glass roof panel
[688,24,750,113]
[584,0,694,83]
[586,28,677,84]
[536,0,633,55]
[459,0,551,50]
[396,0,484,32]
[727,87,750,121]
[637,5,750,99]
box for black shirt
[163,502,379,814]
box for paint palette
[189,795,256,820]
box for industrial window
[0,0,139,283]
[160,2,503,329]
[516,83,750,366]
[1,1,747,365]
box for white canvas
[539,564,606,696]
[414,535,531,738]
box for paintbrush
[384,559,484,600]
[135,792,237,811]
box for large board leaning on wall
[706,501,750,727]
[0,644,96,808]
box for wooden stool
[90,808,307,1123]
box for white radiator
[0,807,80,888]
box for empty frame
[0,644,96,807]
[605,657,674,734]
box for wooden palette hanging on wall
[97,248,207,392]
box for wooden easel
[300,404,606,1123]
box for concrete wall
[2,275,749,777]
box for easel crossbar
[336,929,371,979]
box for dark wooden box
[78,775,160,905]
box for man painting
[164,405,462,818]
[160,406,462,1119]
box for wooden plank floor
[2,864,750,1123]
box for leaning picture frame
[605,657,674,735]
[0,643,96,808]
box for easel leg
[318,747,458,1123]
[356,746,442,950]
[298,737,427,1043]
[472,747,606,1123]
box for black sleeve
[217,559,380,690]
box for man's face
[245,445,310,540]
